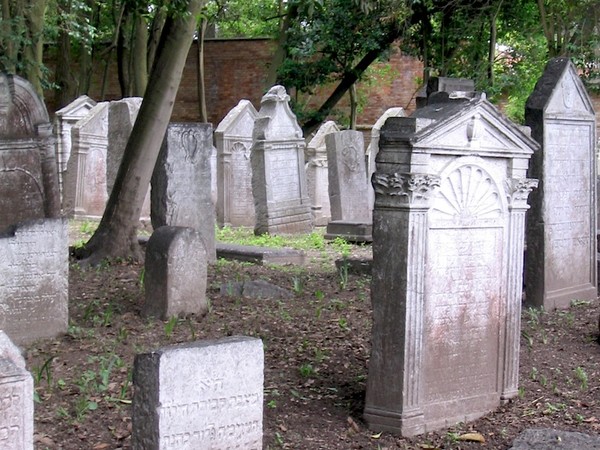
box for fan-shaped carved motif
[431,165,502,221]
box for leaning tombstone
[143,226,208,320]
[365,107,405,213]
[53,95,97,200]
[0,331,33,449]
[305,120,340,226]
[364,93,538,436]
[525,57,597,309]
[215,99,258,227]
[0,73,68,345]
[151,123,216,261]
[132,336,264,450]
[325,130,372,242]
[251,85,313,234]
[63,102,109,217]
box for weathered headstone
[305,121,340,226]
[215,99,258,227]
[325,130,372,242]
[151,123,216,261]
[366,107,405,216]
[0,73,61,231]
[63,102,109,216]
[364,93,538,436]
[0,219,69,344]
[416,76,476,108]
[132,336,263,450]
[251,85,313,234]
[53,95,97,199]
[143,226,208,320]
[525,57,597,309]
[0,331,33,450]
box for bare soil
[26,226,600,449]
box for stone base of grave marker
[325,220,373,243]
[132,336,263,450]
[0,331,33,450]
[143,226,208,320]
[0,218,68,345]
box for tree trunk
[147,7,166,72]
[76,0,205,265]
[132,13,149,96]
[23,0,47,97]
[197,17,208,122]
[266,0,297,88]
[1,0,16,73]
[349,83,357,130]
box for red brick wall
[48,38,424,130]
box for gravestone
[63,102,109,216]
[132,336,263,450]
[305,121,340,226]
[364,93,538,436]
[251,85,313,235]
[53,95,97,199]
[525,57,597,309]
[152,123,216,261]
[215,99,258,227]
[0,219,68,344]
[325,130,372,242]
[0,331,33,450]
[365,107,405,214]
[416,76,476,108]
[143,226,208,320]
[0,73,61,231]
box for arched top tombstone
[0,73,50,138]
[215,99,258,138]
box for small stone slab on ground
[216,242,305,266]
[509,428,600,450]
[220,280,294,299]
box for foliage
[204,0,280,37]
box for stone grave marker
[143,226,207,320]
[0,331,33,449]
[416,76,476,108]
[525,57,597,309]
[215,99,258,227]
[53,95,97,199]
[132,336,263,450]
[151,123,216,261]
[0,73,61,231]
[365,107,405,214]
[325,130,372,242]
[251,85,313,234]
[364,93,538,436]
[63,101,109,216]
[305,120,339,226]
[0,219,69,344]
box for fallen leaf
[457,432,486,443]
[370,431,383,439]
[584,417,598,423]
[92,444,110,450]
[347,416,360,433]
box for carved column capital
[505,178,538,209]
[372,172,440,208]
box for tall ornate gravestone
[215,99,258,227]
[53,95,97,199]
[63,102,109,216]
[364,93,538,436]
[251,86,312,234]
[305,120,339,226]
[151,123,216,261]
[0,73,68,344]
[366,107,405,214]
[525,57,597,309]
[325,130,372,242]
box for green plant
[74,396,98,421]
[291,276,304,295]
[32,356,56,387]
[574,366,588,390]
[331,236,352,258]
[518,386,525,399]
[299,363,316,378]
[314,290,324,301]
[338,317,349,331]
[338,262,349,289]
[164,316,179,338]
[524,307,543,326]
[529,367,538,381]
[267,399,277,408]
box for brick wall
[49,38,424,130]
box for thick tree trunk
[197,18,208,122]
[266,0,297,88]
[132,13,148,96]
[349,83,357,130]
[1,0,16,73]
[23,0,47,97]
[76,0,205,265]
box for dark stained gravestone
[364,93,538,436]
[525,57,597,309]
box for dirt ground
[25,225,600,449]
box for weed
[79,220,97,235]
[338,262,349,289]
[518,386,525,399]
[74,396,98,421]
[314,290,324,301]
[299,363,316,378]
[543,402,566,415]
[571,299,591,307]
[539,374,548,387]
[338,317,349,331]
[521,330,534,349]
[313,347,327,363]
[291,276,304,294]
[574,366,588,390]
[529,367,538,381]
[164,316,178,338]
[186,317,197,340]
[72,239,86,249]
[139,267,145,289]
[558,310,575,327]
[267,399,277,408]
[274,431,285,446]
[331,237,352,258]
[32,356,56,387]
[524,307,543,326]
